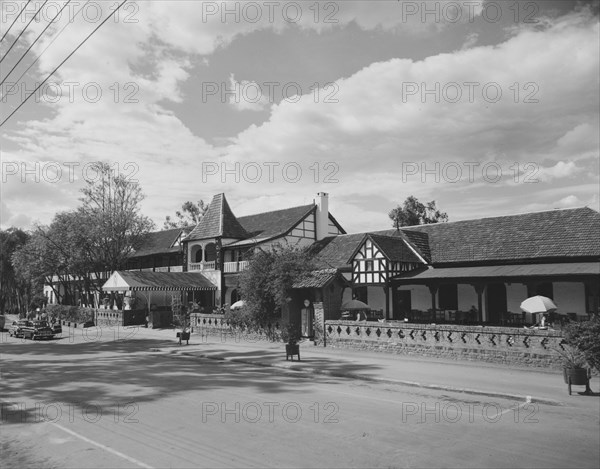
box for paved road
[1,328,599,468]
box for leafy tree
[164,200,207,229]
[13,163,154,307]
[389,196,448,228]
[235,243,316,330]
[79,162,155,274]
[0,227,30,314]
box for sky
[1,0,599,234]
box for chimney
[315,192,329,241]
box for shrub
[559,315,600,372]
[46,305,95,324]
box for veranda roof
[394,262,600,282]
[102,271,217,292]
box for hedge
[45,305,95,324]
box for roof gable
[186,194,249,241]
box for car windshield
[34,321,49,327]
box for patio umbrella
[230,300,246,310]
[341,299,370,310]
[520,296,557,314]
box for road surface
[1,327,599,468]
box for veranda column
[428,284,438,321]
[472,283,485,323]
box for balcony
[223,261,250,273]
[189,261,216,271]
[154,266,183,273]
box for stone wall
[96,309,147,327]
[325,320,566,369]
[190,313,283,343]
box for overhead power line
[0,1,72,87]
[0,1,91,101]
[0,0,49,64]
[0,0,128,128]
[0,0,32,43]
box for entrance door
[392,289,412,320]
[486,283,507,325]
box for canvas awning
[394,262,600,282]
[102,271,217,292]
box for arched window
[205,243,217,262]
[191,245,202,263]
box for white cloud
[1,3,598,232]
[227,73,270,112]
[539,161,581,181]
[553,195,583,208]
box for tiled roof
[292,268,342,289]
[369,233,423,263]
[310,233,368,270]
[130,228,186,258]
[186,194,249,241]
[227,204,315,247]
[312,207,600,268]
[401,230,431,262]
[402,207,600,264]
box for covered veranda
[102,271,217,327]
[391,262,600,326]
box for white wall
[554,282,586,316]
[367,286,387,311]
[397,285,430,311]
[506,283,528,314]
[457,284,478,311]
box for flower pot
[563,367,588,385]
[286,343,300,361]
[176,331,191,345]
[563,367,591,395]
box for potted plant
[554,316,599,395]
[554,344,590,394]
[282,323,300,361]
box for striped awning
[102,271,217,292]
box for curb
[156,347,564,407]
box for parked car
[20,320,55,340]
[51,321,62,335]
[9,320,29,338]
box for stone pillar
[313,301,325,346]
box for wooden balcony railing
[189,261,216,271]
[223,261,250,273]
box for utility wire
[0,0,128,127]
[0,0,90,101]
[0,0,32,43]
[0,0,49,64]
[0,1,72,87]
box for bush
[280,323,300,345]
[224,307,283,342]
[46,305,95,324]
[560,315,600,372]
